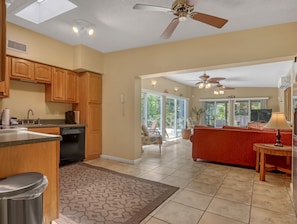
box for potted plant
[192,106,205,124]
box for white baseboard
[100,154,142,164]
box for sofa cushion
[247,122,267,130]
[223,125,248,130]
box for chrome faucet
[27,109,34,124]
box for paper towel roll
[74,111,80,124]
[2,108,10,126]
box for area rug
[55,163,179,224]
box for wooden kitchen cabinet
[47,67,65,101]
[89,73,102,103]
[74,72,102,160]
[87,103,102,157]
[10,57,53,84]
[28,127,60,135]
[45,67,78,103]
[0,0,5,82]
[34,62,52,83]
[11,57,34,80]
[0,56,11,97]
[65,70,78,102]
[0,141,60,224]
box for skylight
[15,0,77,24]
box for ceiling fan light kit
[198,82,211,89]
[178,11,187,22]
[214,89,224,95]
[133,0,228,39]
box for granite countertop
[14,123,86,128]
[8,119,86,129]
[0,128,62,148]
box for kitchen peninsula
[0,127,61,223]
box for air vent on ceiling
[7,40,28,53]
[278,76,290,89]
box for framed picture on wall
[284,87,291,121]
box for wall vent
[7,40,28,53]
[278,76,290,89]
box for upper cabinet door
[51,67,66,101]
[89,73,102,104]
[0,56,11,97]
[34,63,52,83]
[0,0,6,82]
[45,68,78,103]
[11,58,34,80]
[65,71,77,102]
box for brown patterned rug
[55,163,179,224]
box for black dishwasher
[60,126,85,166]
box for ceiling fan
[195,73,225,89]
[215,82,235,90]
[133,0,228,39]
[213,81,235,95]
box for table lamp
[264,112,291,147]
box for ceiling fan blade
[223,86,235,90]
[161,18,179,39]
[208,77,225,83]
[133,4,171,13]
[208,80,220,84]
[190,12,228,28]
[199,74,210,80]
[186,0,199,6]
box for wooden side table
[253,143,292,181]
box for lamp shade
[264,112,291,130]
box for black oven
[60,126,85,166]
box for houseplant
[192,106,205,124]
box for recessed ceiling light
[15,0,77,24]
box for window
[142,91,188,139]
[165,97,186,138]
[234,100,249,127]
[203,100,230,127]
[234,98,267,126]
[141,92,161,128]
[201,97,268,127]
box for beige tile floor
[72,139,297,224]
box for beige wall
[142,77,192,98]
[103,22,297,161]
[2,23,104,121]
[7,23,74,69]
[3,22,297,162]
[0,80,72,120]
[6,23,104,72]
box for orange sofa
[190,126,292,167]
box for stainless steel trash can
[0,172,48,224]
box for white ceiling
[5,0,297,87]
[165,60,293,88]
